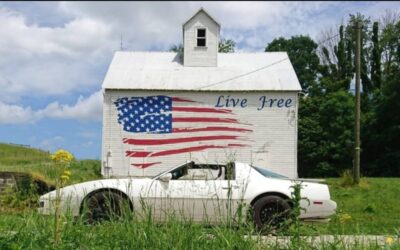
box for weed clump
[340,169,354,187]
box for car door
[140,162,193,221]
[142,163,247,224]
[204,179,246,223]
[180,164,246,224]
[142,165,219,222]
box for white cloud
[81,140,94,148]
[1,1,400,121]
[38,90,103,121]
[0,6,113,100]
[2,2,399,102]
[55,1,357,52]
[0,7,112,59]
[0,101,35,124]
[0,90,103,124]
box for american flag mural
[114,95,253,169]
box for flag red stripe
[131,162,161,168]
[172,97,197,103]
[126,151,151,157]
[172,126,253,133]
[172,117,239,123]
[172,107,232,114]
[227,143,249,147]
[123,135,240,145]
[126,144,248,158]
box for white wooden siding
[102,90,298,178]
[183,11,219,67]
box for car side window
[170,165,188,180]
[170,163,236,181]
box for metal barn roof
[102,51,302,92]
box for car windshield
[251,166,288,179]
[152,161,190,179]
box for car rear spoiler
[292,178,326,183]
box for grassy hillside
[0,143,101,184]
[0,143,51,165]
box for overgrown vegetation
[1,177,399,249]
[0,144,101,213]
[1,144,399,248]
[0,143,101,185]
[265,11,400,177]
[0,175,40,211]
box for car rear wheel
[252,195,291,232]
[81,190,131,224]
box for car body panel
[38,162,336,223]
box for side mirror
[159,173,172,182]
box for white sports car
[38,161,336,229]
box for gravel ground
[251,235,399,248]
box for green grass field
[0,143,399,249]
[0,143,101,185]
[307,178,400,235]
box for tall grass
[1,179,398,249]
[0,199,396,249]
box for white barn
[101,8,301,178]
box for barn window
[196,28,206,47]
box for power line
[196,57,289,90]
[316,9,360,48]
[317,33,340,46]
[199,33,344,91]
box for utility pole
[353,21,361,184]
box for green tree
[345,13,373,94]
[380,19,400,77]
[363,19,400,176]
[298,91,354,177]
[169,38,236,54]
[319,13,375,94]
[265,36,320,94]
[218,39,235,53]
[170,44,184,53]
[336,25,353,80]
[170,43,184,62]
[371,22,382,89]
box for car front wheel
[81,190,130,224]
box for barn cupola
[183,8,220,67]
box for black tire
[252,195,291,232]
[81,190,130,224]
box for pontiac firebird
[38,161,336,228]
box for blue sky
[0,1,399,159]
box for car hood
[39,178,151,200]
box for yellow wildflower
[63,170,71,177]
[51,149,74,164]
[60,174,70,182]
[386,236,394,246]
[339,213,352,223]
